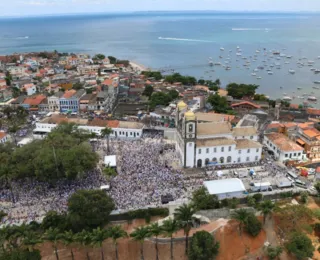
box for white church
[175,101,262,168]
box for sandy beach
[130,61,149,72]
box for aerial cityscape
[2,1,320,260]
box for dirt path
[264,216,278,247]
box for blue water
[1,12,320,102]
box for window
[228,146,231,152]
[298,152,301,156]
[221,147,224,152]
[238,150,241,154]
[188,124,193,132]
[237,157,241,163]
[250,136,253,139]
[294,153,296,157]
[255,156,259,161]
[227,156,232,163]
[206,148,209,153]
[198,149,202,154]
[214,148,217,153]
[246,157,250,162]
[256,148,259,153]
[247,149,250,153]
[285,154,288,158]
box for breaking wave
[158,37,213,43]
[232,28,271,31]
[16,36,29,39]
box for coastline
[130,60,150,72]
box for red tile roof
[303,128,320,138]
[62,90,76,98]
[0,132,6,140]
[307,108,320,116]
[231,101,261,109]
[23,95,46,106]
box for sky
[1,0,320,17]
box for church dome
[185,110,196,121]
[177,101,187,111]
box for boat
[313,86,319,89]
[273,51,281,55]
[237,46,240,49]
[268,71,273,75]
[285,61,290,64]
[225,66,231,70]
[315,69,320,74]
[253,69,259,72]
[256,50,260,53]
[280,86,283,89]
[280,53,286,57]
[220,47,225,51]
[251,73,257,76]
[282,96,292,101]
[308,60,315,64]
[236,52,242,56]
[257,76,262,79]
[311,68,316,71]
[289,69,295,74]
[314,81,320,84]
[308,96,317,101]
[297,87,302,90]
[286,55,292,58]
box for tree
[161,218,180,260]
[231,209,251,236]
[21,230,42,252]
[265,246,283,260]
[58,230,75,260]
[42,227,61,260]
[226,83,258,99]
[148,222,162,260]
[174,203,196,254]
[315,182,320,194]
[142,85,154,98]
[68,190,115,232]
[286,232,314,259]
[130,226,150,260]
[103,167,117,179]
[207,94,229,113]
[93,54,106,60]
[246,196,256,207]
[188,231,219,260]
[42,211,68,231]
[245,213,262,237]
[5,71,12,86]
[72,82,84,90]
[141,71,163,80]
[300,191,308,204]
[108,56,117,64]
[101,127,112,154]
[74,230,92,260]
[191,187,220,210]
[0,248,41,260]
[257,200,276,224]
[90,227,109,260]
[107,225,128,260]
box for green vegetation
[130,226,150,260]
[161,219,180,260]
[174,203,196,254]
[68,189,115,232]
[101,127,112,154]
[253,94,269,101]
[246,195,256,207]
[93,54,106,60]
[245,213,262,237]
[108,56,117,64]
[226,83,258,99]
[191,187,220,210]
[0,248,41,260]
[300,191,308,204]
[314,182,320,194]
[72,82,84,90]
[149,90,179,109]
[265,246,283,260]
[103,167,117,179]
[5,71,12,86]
[141,71,163,80]
[207,94,229,113]
[108,225,128,260]
[231,209,251,236]
[90,227,109,260]
[149,222,162,260]
[188,231,219,260]
[257,200,276,223]
[142,85,154,98]
[165,73,197,85]
[286,232,314,259]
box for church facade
[175,101,262,168]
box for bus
[287,171,298,180]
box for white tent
[216,170,224,177]
[104,155,117,167]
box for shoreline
[130,60,150,72]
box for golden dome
[185,110,196,121]
[177,101,187,110]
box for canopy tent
[104,155,117,167]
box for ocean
[1,12,320,103]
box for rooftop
[195,112,228,123]
[197,122,231,136]
[231,101,261,109]
[303,128,320,139]
[265,133,304,152]
[204,178,246,195]
[236,139,262,149]
[233,127,257,137]
[196,138,236,147]
[23,95,46,106]
[0,131,7,139]
[62,89,76,99]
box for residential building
[231,101,261,112]
[175,101,262,168]
[59,89,85,113]
[0,86,12,102]
[23,83,37,96]
[7,66,26,75]
[264,132,305,163]
[296,126,320,161]
[77,65,100,75]
[21,95,47,111]
[0,132,8,144]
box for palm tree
[42,227,61,260]
[107,225,128,260]
[74,230,92,260]
[173,203,196,254]
[231,208,251,236]
[161,219,180,260]
[90,227,109,260]
[21,230,42,252]
[130,226,150,260]
[258,200,276,224]
[58,230,75,260]
[148,222,162,260]
[101,127,112,154]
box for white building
[47,92,63,112]
[0,131,8,144]
[175,101,262,168]
[204,178,246,199]
[264,132,305,163]
[24,84,37,96]
[33,115,144,140]
[7,66,26,75]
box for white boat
[220,47,225,51]
[282,96,292,101]
[297,87,302,90]
[256,50,260,53]
[256,76,262,79]
[318,56,320,59]
[289,69,295,74]
[280,53,286,57]
[268,71,273,75]
[251,73,256,76]
[286,55,292,58]
[313,86,319,89]
[254,69,259,72]
[308,60,315,64]
[315,69,320,73]
[285,61,290,64]
[308,96,317,101]
[314,81,320,84]
[225,66,231,70]
[237,46,240,49]
[311,68,316,71]
[214,62,222,66]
